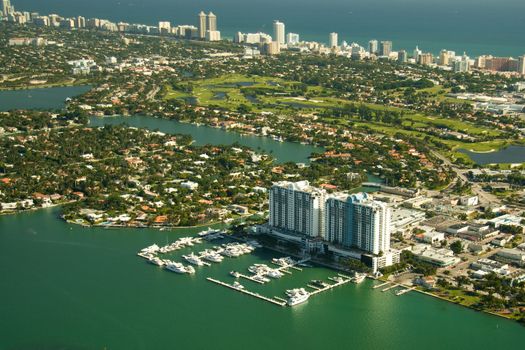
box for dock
[308,276,352,296]
[238,273,266,284]
[396,287,416,296]
[307,284,321,290]
[206,278,286,307]
[382,284,399,292]
[373,282,390,289]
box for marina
[2,208,525,349]
[137,234,258,275]
[208,270,354,307]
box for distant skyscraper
[368,40,378,54]
[329,32,338,48]
[413,46,422,62]
[286,33,300,45]
[198,11,207,39]
[207,12,217,31]
[439,49,450,66]
[206,30,221,41]
[519,55,525,75]
[269,181,326,238]
[398,50,408,63]
[158,21,171,34]
[454,53,470,73]
[418,53,433,65]
[2,0,12,16]
[77,16,86,29]
[273,20,285,45]
[379,41,392,57]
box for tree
[455,275,469,288]
[450,241,463,255]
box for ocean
[12,0,525,57]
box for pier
[308,276,352,296]
[396,287,416,296]
[381,284,399,292]
[373,282,390,289]
[238,273,266,284]
[206,278,286,307]
[307,284,321,290]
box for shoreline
[2,205,521,325]
[0,82,91,91]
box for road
[146,86,160,101]
[432,150,500,205]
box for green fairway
[163,74,513,164]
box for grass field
[163,74,515,164]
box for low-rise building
[446,223,499,241]
[494,249,525,266]
[470,258,509,276]
[411,244,460,267]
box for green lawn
[163,74,514,165]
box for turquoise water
[0,86,92,111]
[89,115,323,164]
[14,0,525,56]
[1,208,524,349]
[459,146,525,165]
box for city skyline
[3,0,524,75]
[6,0,525,56]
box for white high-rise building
[454,52,470,73]
[273,20,285,45]
[2,0,12,16]
[379,41,392,57]
[329,32,338,48]
[325,192,391,255]
[198,11,207,39]
[205,30,221,41]
[286,33,300,45]
[158,21,171,34]
[235,32,272,44]
[368,40,378,54]
[413,46,422,62]
[77,16,86,28]
[269,181,326,238]
[207,12,217,31]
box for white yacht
[288,293,309,306]
[352,273,367,284]
[148,257,165,266]
[182,253,204,266]
[137,251,153,259]
[232,281,245,290]
[198,227,218,236]
[165,262,187,274]
[230,271,240,278]
[202,253,224,263]
[141,244,160,254]
[286,288,310,306]
[185,265,196,274]
[266,270,284,279]
[253,275,271,283]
